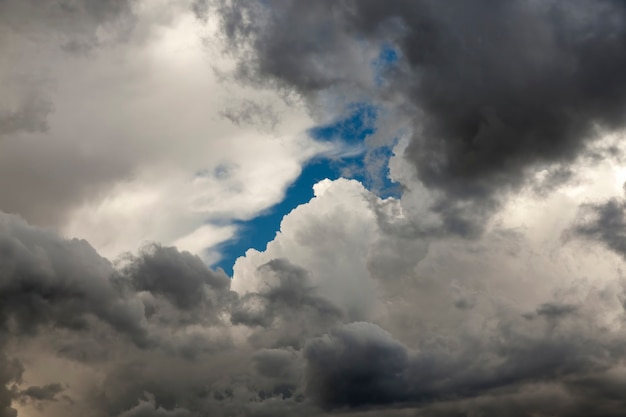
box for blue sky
[212,45,402,275]
[213,103,400,276]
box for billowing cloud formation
[4,1,626,417]
[212,0,626,230]
[572,196,626,259]
[0,0,325,261]
[0,214,147,344]
[3,169,626,416]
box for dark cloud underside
[3,1,626,416]
[4,209,626,416]
[212,0,626,230]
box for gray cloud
[0,213,147,344]
[119,244,231,311]
[0,97,53,138]
[301,308,626,414]
[304,322,411,409]
[116,394,193,417]
[2,208,626,416]
[18,383,65,403]
[253,348,300,381]
[0,0,135,47]
[571,197,626,259]
[535,302,579,319]
[0,354,23,417]
[0,0,137,227]
[0,210,234,352]
[219,99,280,132]
[5,2,626,415]
[212,0,626,232]
[0,212,332,416]
[231,259,344,348]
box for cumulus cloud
[0,213,147,344]
[213,0,626,231]
[2,170,626,416]
[118,244,230,311]
[0,0,327,262]
[232,178,381,320]
[5,1,626,417]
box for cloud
[119,244,230,311]
[304,322,411,409]
[300,304,625,413]
[213,0,626,231]
[231,258,344,348]
[232,178,381,321]
[0,0,135,49]
[0,0,137,227]
[0,354,23,417]
[18,383,65,404]
[0,0,327,264]
[0,213,147,344]
[3,171,626,416]
[0,0,135,143]
[571,197,626,259]
[0,97,53,138]
[116,394,193,417]
[6,2,626,417]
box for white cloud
[0,1,335,262]
[232,142,626,346]
[232,178,383,321]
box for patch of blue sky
[211,44,402,276]
[309,103,401,198]
[212,157,351,276]
[212,104,399,276]
[309,102,377,145]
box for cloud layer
[3,1,626,417]
[2,168,626,416]
[214,0,626,231]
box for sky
[4,1,626,416]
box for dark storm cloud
[253,348,299,381]
[0,212,239,354]
[119,244,230,311]
[571,197,626,259]
[212,0,626,231]
[0,213,148,344]
[4,209,626,416]
[304,322,411,409]
[18,383,65,403]
[413,383,626,417]
[0,212,232,415]
[0,354,22,417]
[231,259,343,331]
[0,212,331,416]
[300,310,626,414]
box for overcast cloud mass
[4,1,626,416]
